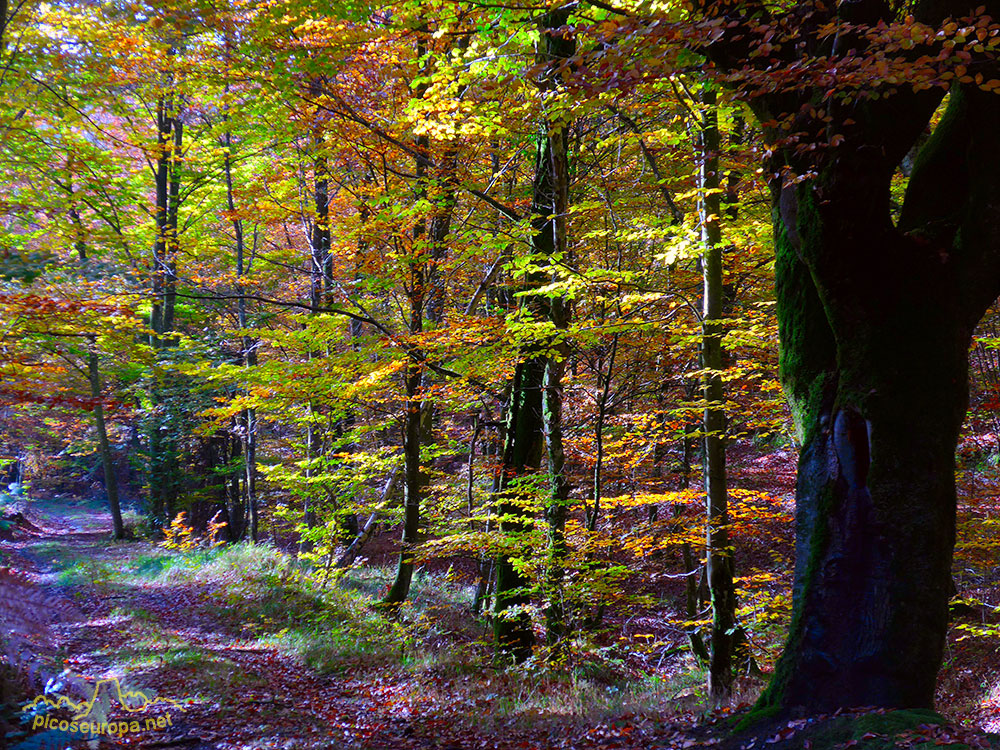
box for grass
[245,561,714,728]
[174,552,715,723]
[32,539,96,571]
[492,666,704,725]
[31,518,723,733]
[121,509,149,538]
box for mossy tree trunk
[756,82,1000,713]
[699,87,735,701]
[537,2,575,652]
[493,356,545,661]
[491,2,576,658]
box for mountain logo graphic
[25,676,187,720]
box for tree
[684,0,1000,714]
[698,85,736,701]
[492,0,577,659]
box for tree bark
[162,117,182,336]
[384,38,432,604]
[493,357,545,661]
[755,82,1000,713]
[87,341,124,540]
[299,75,333,552]
[148,94,182,529]
[383,343,424,606]
[700,87,735,701]
[150,97,171,345]
[588,333,618,533]
[536,0,576,656]
[492,3,576,658]
[223,86,258,543]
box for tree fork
[756,82,1000,712]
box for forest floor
[1,497,719,749]
[2,494,1000,750]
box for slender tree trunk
[673,417,708,664]
[88,342,124,540]
[224,434,246,540]
[330,198,371,544]
[492,4,576,657]
[700,88,736,701]
[384,45,432,603]
[162,117,182,336]
[300,80,332,551]
[384,349,423,606]
[543,346,570,649]
[493,4,576,657]
[150,97,171,346]
[148,96,182,529]
[385,29,466,606]
[76,216,124,541]
[425,148,459,327]
[223,97,258,543]
[588,333,618,532]
[245,408,257,541]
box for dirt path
[2,500,429,749]
[1,500,705,750]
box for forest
[3,0,1000,747]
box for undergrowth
[69,541,717,724]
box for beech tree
[683,0,1000,715]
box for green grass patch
[30,540,94,571]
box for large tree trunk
[757,83,1000,713]
[761,191,967,710]
[693,0,1000,714]
[493,357,545,661]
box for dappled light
[4,0,1000,748]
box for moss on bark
[733,709,992,750]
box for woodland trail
[1,499,707,750]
